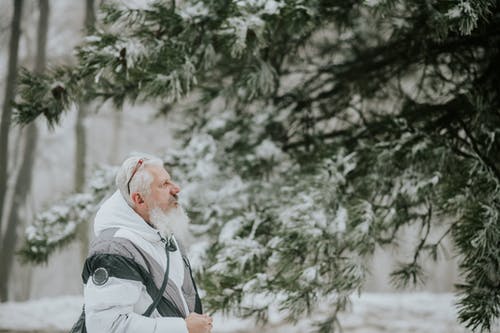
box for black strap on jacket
[70,237,180,333]
[143,238,172,316]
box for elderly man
[81,154,213,333]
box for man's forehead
[145,164,171,180]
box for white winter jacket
[83,191,202,333]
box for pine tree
[15,1,499,331]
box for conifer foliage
[16,1,499,331]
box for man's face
[143,165,190,241]
[144,164,181,214]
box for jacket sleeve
[84,276,188,333]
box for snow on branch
[19,167,117,264]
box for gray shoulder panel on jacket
[88,228,193,318]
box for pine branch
[458,118,500,183]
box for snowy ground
[0,293,497,333]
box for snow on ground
[0,295,81,332]
[0,293,498,332]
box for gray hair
[115,153,164,206]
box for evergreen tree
[15,0,499,331]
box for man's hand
[186,313,213,333]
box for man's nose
[170,182,181,195]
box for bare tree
[0,0,48,302]
[75,0,96,263]
[0,0,23,242]
[109,109,124,164]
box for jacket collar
[94,190,163,243]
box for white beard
[149,205,191,246]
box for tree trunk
[110,108,124,164]
[75,0,96,264]
[0,0,48,302]
[0,0,23,234]
[75,103,88,264]
[1,123,38,301]
[75,105,87,194]
[85,0,96,30]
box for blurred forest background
[0,0,498,332]
[0,0,181,301]
[0,0,457,298]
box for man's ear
[132,192,145,205]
